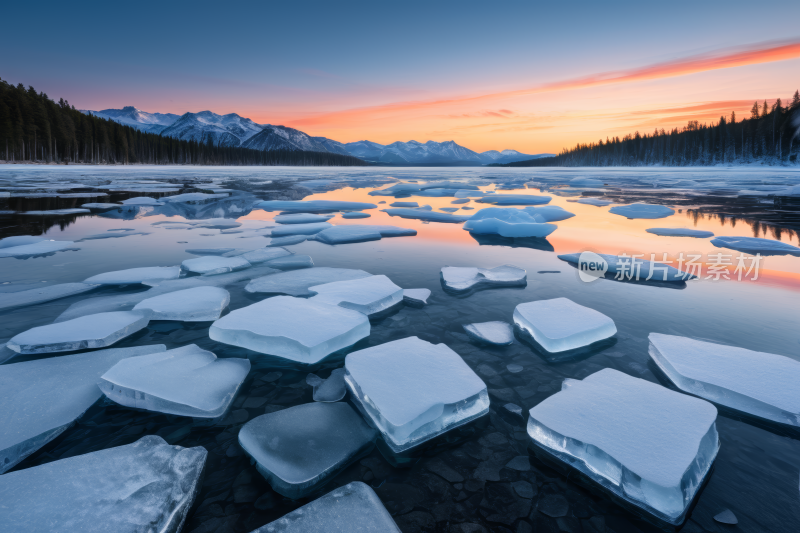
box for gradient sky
[2,0,799,154]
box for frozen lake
[1,165,800,532]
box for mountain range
[81,106,551,165]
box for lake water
[1,165,799,532]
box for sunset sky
[3,0,799,154]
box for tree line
[0,78,367,166]
[501,91,800,167]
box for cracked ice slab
[345,336,489,453]
[251,482,399,532]
[528,368,718,525]
[463,208,556,238]
[181,256,251,275]
[313,224,416,244]
[309,275,403,316]
[245,267,371,297]
[210,296,370,364]
[710,236,800,256]
[266,254,314,270]
[239,403,377,498]
[0,345,166,474]
[609,203,674,219]
[463,321,514,346]
[440,265,526,293]
[647,228,714,238]
[0,240,77,258]
[84,266,181,285]
[133,286,230,321]
[649,333,800,427]
[0,435,206,533]
[99,344,250,418]
[0,283,98,312]
[514,298,616,353]
[8,311,150,354]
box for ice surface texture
[239,403,377,498]
[274,213,333,224]
[252,482,399,532]
[528,368,718,525]
[514,298,616,353]
[0,283,98,311]
[463,208,556,238]
[463,321,514,346]
[210,296,370,364]
[257,200,377,212]
[440,265,526,292]
[0,435,206,533]
[266,254,314,270]
[133,286,230,321]
[245,267,371,297]
[313,224,416,244]
[558,253,695,281]
[710,236,800,256]
[0,240,76,258]
[475,194,551,206]
[403,288,431,306]
[383,208,470,223]
[309,275,403,316]
[85,266,181,285]
[646,228,714,238]
[609,203,675,219]
[649,333,800,427]
[345,336,489,452]
[271,222,333,236]
[182,256,251,275]
[8,311,150,354]
[238,248,292,264]
[0,345,166,473]
[100,344,250,417]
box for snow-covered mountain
[311,137,353,156]
[81,106,179,134]
[478,149,554,165]
[159,111,266,147]
[341,140,547,165]
[243,125,334,152]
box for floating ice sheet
[181,256,251,275]
[0,345,166,473]
[440,265,526,292]
[609,203,674,219]
[528,368,718,525]
[239,403,376,498]
[99,344,250,417]
[710,236,800,256]
[251,482,399,532]
[239,247,292,264]
[121,196,162,205]
[647,228,714,238]
[649,333,800,427]
[81,202,121,210]
[0,283,98,312]
[133,286,230,321]
[309,275,403,316]
[576,198,611,206]
[268,235,308,246]
[271,222,333,236]
[341,211,370,219]
[274,213,333,224]
[345,336,489,452]
[210,296,370,363]
[8,311,150,354]
[0,435,206,533]
[475,194,551,206]
[185,248,237,255]
[76,230,150,241]
[463,208,557,238]
[308,368,347,402]
[558,252,695,281]
[245,267,371,296]
[463,321,514,346]
[0,236,44,248]
[514,298,616,353]
[523,205,575,222]
[257,200,377,212]
[314,224,416,244]
[390,201,419,207]
[403,288,430,306]
[0,240,77,258]
[20,208,91,215]
[383,208,470,223]
[267,254,314,270]
[85,266,181,285]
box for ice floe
[514,298,616,353]
[238,247,292,264]
[558,252,695,281]
[76,229,150,241]
[81,202,121,210]
[239,403,377,498]
[649,333,800,427]
[271,222,333,236]
[85,266,181,285]
[576,198,612,206]
[274,213,333,224]
[440,265,526,293]
[0,240,77,258]
[463,321,514,346]
[647,228,715,238]
[390,201,419,207]
[133,286,230,321]
[20,208,91,215]
[163,192,230,203]
[0,345,165,473]
[181,256,251,275]
[266,254,314,270]
[345,336,489,452]
[462,208,556,238]
[403,288,430,307]
[314,224,416,244]
[245,267,371,296]
[185,248,237,255]
[210,296,370,363]
[527,368,718,525]
[121,196,163,206]
[309,275,402,316]
[268,235,308,246]
[99,344,250,417]
[307,368,347,402]
[0,236,44,248]
[710,236,800,256]
[475,194,551,206]
[0,435,206,533]
[369,182,478,197]
[609,203,675,219]
[257,200,377,212]
[0,283,98,311]
[383,208,470,223]
[524,205,575,222]
[341,211,371,219]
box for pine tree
[762,100,769,118]
[792,90,800,110]
[751,101,760,119]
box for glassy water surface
[1,165,799,532]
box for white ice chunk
[85,266,181,285]
[649,333,800,427]
[268,235,308,246]
[238,247,292,264]
[99,344,250,417]
[463,321,514,346]
[267,254,314,270]
[314,224,416,244]
[0,236,43,248]
[0,283,98,312]
[390,201,419,207]
[609,203,674,219]
[245,267,371,296]
[440,265,526,292]
[271,222,333,236]
[345,336,489,452]
[0,240,76,258]
[523,205,576,222]
[576,198,611,206]
[181,256,251,275]
[76,230,149,241]
[251,482,399,532]
[0,345,166,473]
[7,311,150,354]
[239,403,377,498]
[647,228,714,238]
[710,236,800,256]
[403,288,430,306]
[121,196,163,205]
[0,435,206,533]
[309,275,403,316]
[513,297,616,353]
[274,213,333,224]
[462,208,556,238]
[527,368,719,525]
[308,368,347,402]
[210,296,370,363]
[341,212,371,219]
[133,286,230,321]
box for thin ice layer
[267,255,314,270]
[523,205,575,222]
[309,275,403,316]
[239,403,377,498]
[0,345,166,473]
[475,194,552,206]
[271,222,333,236]
[463,321,514,346]
[133,286,230,321]
[649,333,800,426]
[85,266,181,285]
[0,435,206,533]
[646,228,714,238]
[345,336,489,452]
[238,247,292,264]
[528,369,718,525]
[0,240,76,258]
[440,265,526,292]
[382,208,470,223]
[313,224,416,244]
[463,208,556,238]
[7,311,150,354]
[181,256,251,275]
[245,267,371,297]
[609,203,675,219]
[0,283,98,312]
[274,213,333,224]
[0,236,44,248]
[99,344,250,417]
[210,296,370,364]
[513,298,616,353]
